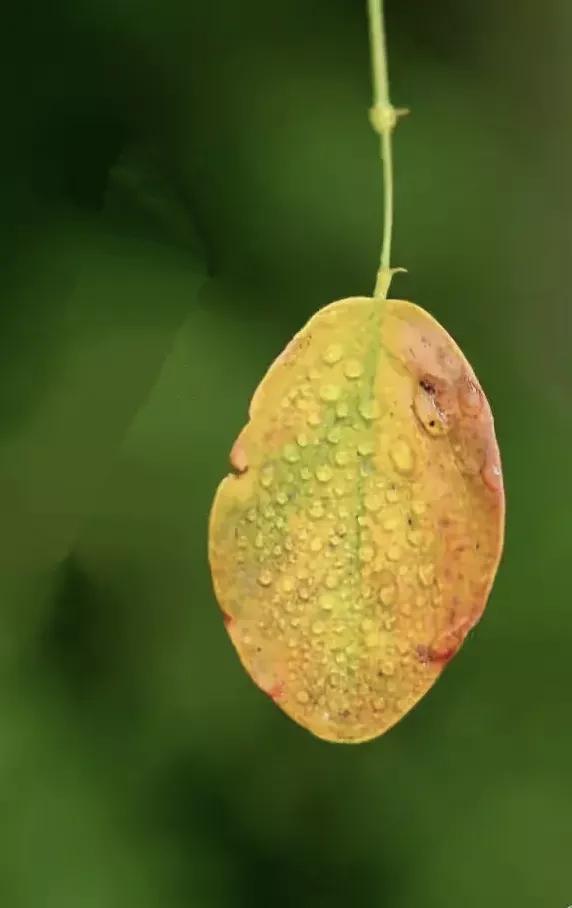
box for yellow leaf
[209,297,505,743]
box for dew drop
[300,466,312,481]
[276,490,288,506]
[296,690,310,704]
[359,399,380,421]
[319,593,336,611]
[357,439,374,457]
[310,537,323,553]
[364,493,382,513]
[324,572,339,590]
[379,584,395,606]
[309,501,325,519]
[320,384,341,403]
[344,358,364,379]
[323,344,343,365]
[254,532,264,549]
[312,621,325,635]
[307,411,322,427]
[327,427,342,444]
[335,449,351,467]
[281,576,295,593]
[316,465,333,483]
[412,500,426,516]
[283,444,300,464]
[386,487,399,503]
[258,569,273,587]
[296,432,309,448]
[359,546,375,563]
[246,508,257,523]
[336,401,349,419]
[418,563,435,587]
[407,529,423,547]
[389,438,415,475]
[260,467,274,488]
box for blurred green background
[1,0,571,905]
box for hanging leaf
[209,296,504,743]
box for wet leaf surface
[209,297,505,742]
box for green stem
[367,0,403,298]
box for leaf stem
[367,0,405,298]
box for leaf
[208,297,505,743]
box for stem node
[369,104,409,135]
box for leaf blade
[209,296,504,743]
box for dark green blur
[0,1,570,905]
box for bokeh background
[1,0,571,905]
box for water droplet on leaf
[260,467,274,488]
[389,438,415,475]
[283,444,300,463]
[323,344,343,365]
[344,358,364,379]
[359,399,380,421]
[316,465,333,483]
[320,384,341,402]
